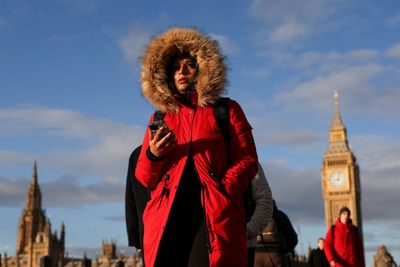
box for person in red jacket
[135,27,259,267]
[324,207,365,267]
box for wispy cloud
[260,134,400,224]
[0,172,124,207]
[352,135,400,222]
[210,33,240,56]
[269,22,309,44]
[262,161,324,223]
[0,150,36,166]
[0,107,136,139]
[248,0,344,45]
[296,49,380,72]
[252,116,322,147]
[0,107,145,200]
[385,11,400,27]
[385,43,400,60]
[0,176,29,206]
[274,64,383,114]
[119,24,152,66]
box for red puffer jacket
[135,98,258,267]
[324,218,365,267]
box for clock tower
[321,91,363,232]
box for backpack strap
[213,97,255,221]
[213,97,231,162]
[213,97,230,142]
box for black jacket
[308,248,329,267]
[125,145,149,249]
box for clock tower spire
[330,91,347,143]
[321,91,363,233]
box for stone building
[2,162,144,267]
[92,241,143,267]
[2,161,65,267]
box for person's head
[378,245,387,255]
[140,28,227,113]
[339,206,351,224]
[317,238,324,250]
[168,52,198,94]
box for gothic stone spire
[26,160,42,211]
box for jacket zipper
[157,174,170,209]
[195,167,212,253]
[189,107,212,252]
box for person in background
[324,207,365,267]
[135,27,258,267]
[247,163,273,266]
[373,245,397,267]
[254,200,298,267]
[308,238,329,267]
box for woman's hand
[149,127,176,157]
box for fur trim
[140,28,228,113]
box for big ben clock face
[329,171,346,188]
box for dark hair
[165,50,198,92]
[166,51,197,79]
[339,206,351,215]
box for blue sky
[1,0,400,265]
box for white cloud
[252,116,322,147]
[354,135,400,173]
[260,161,325,223]
[269,22,309,44]
[0,106,145,181]
[45,129,142,178]
[210,34,240,56]
[385,43,400,59]
[259,133,400,224]
[0,107,139,139]
[248,0,344,45]
[119,24,152,65]
[0,173,125,207]
[274,64,383,114]
[0,150,36,166]
[0,176,29,206]
[385,11,400,27]
[281,49,379,73]
[249,0,335,24]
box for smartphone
[148,120,169,137]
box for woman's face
[172,57,198,94]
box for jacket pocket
[208,170,231,200]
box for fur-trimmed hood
[140,27,228,113]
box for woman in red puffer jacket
[135,27,259,267]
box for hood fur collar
[140,28,228,113]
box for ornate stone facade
[2,162,143,267]
[4,162,65,267]
[92,241,143,267]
